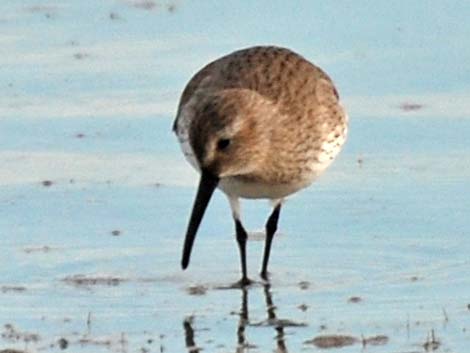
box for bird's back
[177,46,333,120]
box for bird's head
[181,89,276,270]
[189,89,274,179]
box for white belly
[218,176,312,200]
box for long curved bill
[181,169,219,269]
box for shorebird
[173,46,348,286]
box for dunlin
[173,46,348,286]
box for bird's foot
[260,270,270,282]
[214,277,257,290]
[230,276,254,288]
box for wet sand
[1,176,469,352]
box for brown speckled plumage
[174,46,348,284]
[174,46,347,193]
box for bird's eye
[217,138,231,151]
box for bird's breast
[218,175,312,200]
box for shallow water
[1,1,469,352]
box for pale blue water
[1,1,469,352]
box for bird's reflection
[236,286,249,352]
[183,316,201,353]
[184,283,295,353]
[263,283,288,352]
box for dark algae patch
[24,245,52,253]
[399,102,425,112]
[305,334,357,348]
[362,335,389,346]
[348,296,362,303]
[73,52,90,60]
[305,334,389,349]
[1,324,40,343]
[131,0,157,11]
[62,274,126,287]
[58,337,68,349]
[1,286,26,293]
[186,285,208,296]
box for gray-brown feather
[174,46,347,194]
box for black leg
[235,219,252,286]
[261,204,282,280]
